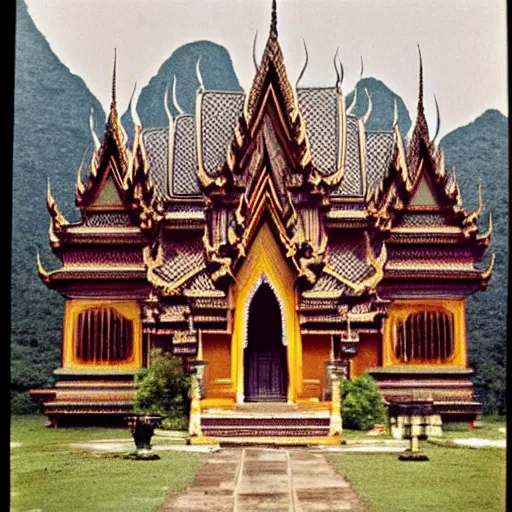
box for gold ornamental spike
[481,253,495,281]
[362,88,372,124]
[47,177,69,226]
[172,76,185,116]
[89,108,101,150]
[163,85,174,131]
[36,251,51,284]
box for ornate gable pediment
[198,1,334,291]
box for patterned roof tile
[199,91,245,177]
[171,115,201,197]
[333,116,362,196]
[365,131,394,193]
[142,127,168,197]
[297,88,339,176]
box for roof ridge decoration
[321,233,387,296]
[76,50,131,209]
[406,45,431,182]
[46,177,69,249]
[124,83,158,233]
[366,47,489,242]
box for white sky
[24,0,507,138]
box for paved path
[159,447,368,511]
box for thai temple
[32,1,493,441]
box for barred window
[395,311,454,362]
[75,307,134,364]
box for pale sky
[24,0,507,138]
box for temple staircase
[197,403,335,446]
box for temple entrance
[244,283,288,402]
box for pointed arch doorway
[244,282,288,402]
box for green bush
[341,373,387,430]
[133,349,190,428]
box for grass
[441,416,506,440]
[10,415,203,512]
[332,442,506,512]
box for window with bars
[394,311,454,362]
[75,307,134,364]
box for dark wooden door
[244,283,287,402]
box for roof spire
[270,0,278,40]
[111,48,117,108]
[417,44,424,115]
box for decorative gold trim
[36,251,51,285]
[481,252,495,281]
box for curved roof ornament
[346,85,357,115]
[172,75,185,116]
[252,30,259,69]
[76,149,88,195]
[362,88,372,124]
[296,38,309,88]
[129,82,142,128]
[333,47,340,87]
[393,98,399,126]
[196,56,205,90]
[359,55,364,80]
[89,108,101,150]
[36,251,51,284]
[432,95,441,144]
[333,48,344,90]
[163,85,174,128]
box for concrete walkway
[159,447,368,511]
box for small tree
[133,349,190,429]
[341,373,387,430]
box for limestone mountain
[441,109,508,413]
[12,0,105,411]
[122,40,241,137]
[345,77,412,136]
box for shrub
[133,349,190,428]
[341,373,387,430]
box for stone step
[235,402,299,413]
[202,416,329,427]
[201,427,330,438]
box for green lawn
[332,442,506,512]
[10,415,203,512]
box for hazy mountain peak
[345,77,412,136]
